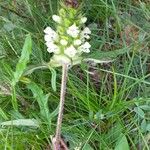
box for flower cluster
[44,4,91,66]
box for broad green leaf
[134,107,145,118]
[88,47,130,60]
[139,105,150,111]
[12,34,32,85]
[27,82,51,126]
[11,34,32,111]
[115,134,130,150]
[146,124,150,131]
[82,144,94,150]
[141,119,147,132]
[0,119,39,127]
[3,22,15,32]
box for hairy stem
[53,64,69,149]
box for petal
[46,41,54,48]
[64,45,77,58]
[67,24,80,38]
[81,17,87,23]
[52,15,61,23]
[74,39,82,46]
[44,34,54,42]
[44,27,53,34]
[83,27,91,34]
[83,48,90,53]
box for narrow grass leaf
[110,67,117,110]
[49,67,57,92]
[0,107,8,120]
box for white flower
[44,27,53,34]
[67,24,80,38]
[52,15,61,23]
[60,39,68,46]
[74,39,82,46]
[83,27,91,35]
[81,27,91,40]
[46,42,60,54]
[64,45,77,58]
[52,55,71,64]
[79,42,91,53]
[44,34,53,42]
[80,17,87,23]
[44,27,58,42]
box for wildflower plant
[43,2,92,149]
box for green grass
[0,0,150,149]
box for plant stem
[53,64,69,149]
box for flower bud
[81,17,87,23]
[52,15,61,23]
[60,39,68,46]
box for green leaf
[50,104,59,119]
[115,134,130,150]
[27,82,51,126]
[84,58,113,64]
[141,119,147,132]
[139,105,150,111]
[23,63,48,76]
[88,47,130,60]
[0,119,39,128]
[3,22,15,32]
[49,67,57,92]
[0,107,8,120]
[11,34,32,111]
[146,124,150,131]
[12,34,32,86]
[134,107,145,118]
[82,144,94,150]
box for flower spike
[44,2,91,67]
